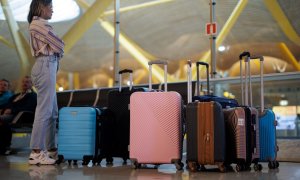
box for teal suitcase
[57,107,100,165]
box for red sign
[206,22,217,35]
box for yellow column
[0,35,14,48]
[0,0,32,78]
[76,0,176,82]
[73,72,80,89]
[278,43,300,71]
[264,0,300,46]
[63,0,113,53]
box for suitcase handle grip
[118,69,133,92]
[196,61,210,96]
[239,51,251,60]
[148,60,168,65]
[119,69,133,74]
[148,60,168,91]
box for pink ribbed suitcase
[130,61,183,170]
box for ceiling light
[58,86,64,91]
[279,100,288,106]
[0,0,80,22]
[218,45,226,52]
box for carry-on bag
[97,69,146,164]
[57,107,101,165]
[186,61,227,172]
[130,60,184,170]
[249,55,279,169]
[239,52,262,171]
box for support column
[64,0,113,53]
[0,0,31,78]
[114,0,120,85]
[194,0,248,79]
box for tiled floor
[1,134,300,179]
[1,147,300,180]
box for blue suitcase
[57,107,100,165]
[192,62,238,108]
[249,55,279,169]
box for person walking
[27,0,64,165]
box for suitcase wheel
[82,155,93,166]
[268,161,279,169]
[268,161,274,169]
[187,162,198,172]
[254,164,262,171]
[56,155,64,164]
[200,165,206,171]
[236,164,243,172]
[218,164,227,173]
[174,161,184,171]
[106,157,113,165]
[122,157,128,165]
[132,160,141,169]
[275,161,279,168]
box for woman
[27,0,64,165]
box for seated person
[0,79,13,110]
[0,76,37,155]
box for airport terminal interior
[0,0,300,179]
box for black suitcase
[97,69,146,164]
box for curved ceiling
[0,0,299,89]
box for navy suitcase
[57,107,100,165]
[97,69,146,164]
[192,62,238,108]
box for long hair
[27,0,52,24]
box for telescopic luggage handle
[118,69,133,92]
[196,62,210,96]
[250,56,265,113]
[187,60,192,103]
[239,51,251,106]
[148,60,168,91]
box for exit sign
[206,22,217,35]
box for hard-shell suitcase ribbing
[223,107,247,166]
[57,107,100,165]
[130,61,183,170]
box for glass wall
[206,71,300,139]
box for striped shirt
[29,16,64,57]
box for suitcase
[223,107,247,168]
[130,60,184,170]
[249,55,279,169]
[239,52,261,171]
[186,61,227,172]
[57,107,100,165]
[97,69,146,164]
